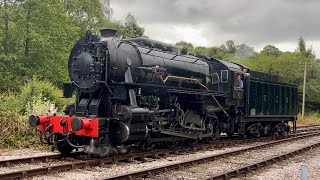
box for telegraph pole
[302,62,307,122]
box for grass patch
[296,112,320,126]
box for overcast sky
[110,0,320,57]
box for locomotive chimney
[100,28,117,38]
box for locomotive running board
[242,115,296,122]
[160,129,198,139]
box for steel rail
[105,132,320,180]
[0,151,84,167]
[296,124,320,128]
[207,142,320,180]
[0,159,98,180]
[0,125,316,168]
[0,154,61,167]
[0,128,318,180]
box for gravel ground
[296,126,320,132]
[22,135,318,180]
[237,148,320,180]
[152,135,320,180]
[0,159,77,174]
[0,148,57,160]
[28,142,263,180]
[0,135,319,180]
[0,148,63,174]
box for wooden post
[302,62,307,123]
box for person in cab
[236,74,243,89]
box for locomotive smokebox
[100,28,117,38]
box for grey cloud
[110,0,320,46]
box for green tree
[60,0,109,33]
[297,37,306,53]
[20,0,80,85]
[120,13,144,38]
[235,43,255,58]
[226,40,236,53]
[193,46,209,56]
[296,37,315,58]
[0,0,27,90]
[175,41,194,53]
[207,46,226,59]
[260,45,282,57]
[0,0,81,90]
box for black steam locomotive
[29,29,298,156]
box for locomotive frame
[29,29,297,156]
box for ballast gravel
[0,148,65,174]
[153,135,320,180]
[28,145,250,180]
[0,148,57,160]
[234,148,320,180]
[0,135,319,180]
[16,135,319,180]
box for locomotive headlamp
[71,118,92,131]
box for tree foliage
[0,0,80,90]
[297,37,306,53]
[296,37,314,59]
[174,40,254,61]
[226,40,236,53]
[120,13,144,38]
[260,45,282,57]
[175,41,194,52]
[0,0,146,147]
[0,0,145,92]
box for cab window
[221,70,228,83]
[211,73,220,84]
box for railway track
[208,143,319,180]
[297,124,320,128]
[0,151,84,167]
[295,124,320,131]
[107,131,320,180]
[0,126,316,168]
[0,127,318,180]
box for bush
[0,100,41,148]
[0,78,73,148]
[18,78,73,114]
[0,110,39,148]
